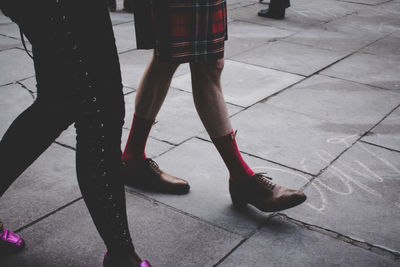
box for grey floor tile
[0,22,21,40]
[360,33,400,56]
[321,53,400,91]
[3,195,242,267]
[0,83,33,137]
[362,107,400,151]
[126,138,310,236]
[113,21,136,53]
[232,41,347,76]
[0,35,21,51]
[123,89,242,145]
[284,142,400,252]
[229,3,325,32]
[0,12,13,25]
[119,49,154,90]
[267,75,400,132]
[0,48,35,86]
[0,144,81,231]
[220,215,398,267]
[284,25,380,53]
[336,0,391,5]
[228,103,360,174]
[171,59,304,107]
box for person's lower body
[0,0,150,266]
[258,0,291,19]
[124,0,306,212]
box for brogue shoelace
[255,173,276,191]
[145,158,162,175]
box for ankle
[122,152,146,163]
[230,172,254,183]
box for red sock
[211,130,255,181]
[122,113,154,162]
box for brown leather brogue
[122,158,190,194]
[229,173,306,212]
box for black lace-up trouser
[0,0,135,260]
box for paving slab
[113,21,136,53]
[227,103,360,174]
[119,50,191,90]
[220,215,398,267]
[110,10,134,26]
[232,41,347,76]
[321,52,400,91]
[284,142,400,253]
[0,34,21,51]
[289,0,364,22]
[284,25,380,53]
[323,7,399,39]
[224,20,295,58]
[360,32,400,56]
[123,89,243,145]
[266,75,400,132]
[3,194,242,267]
[0,144,81,231]
[171,59,304,107]
[0,11,13,25]
[362,107,400,151]
[0,48,35,86]
[55,124,173,159]
[0,22,21,40]
[0,83,33,137]
[336,0,390,5]
[229,3,325,32]
[126,138,310,236]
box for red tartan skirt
[133,0,228,63]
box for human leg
[122,55,189,194]
[190,59,306,212]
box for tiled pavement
[1,0,400,266]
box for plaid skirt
[133,0,228,63]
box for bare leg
[189,58,231,138]
[134,55,180,119]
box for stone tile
[226,0,255,10]
[336,0,390,5]
[0,35,21,51]
[113,21,136,53]
[123,89,243,145]
[267,75,400,132]
[0,144,81,231]
[321,53,400,91]
[0,83,33,136]
[172,60,303,107]
[3,194,242,267]
[0,48,35,86]
[110,10,134,26]
[362,107,400,151]
[229,3,325,32]
[323,7,399,39]
[285,142,400,252]
[0,11,13,25]
[232,41,347,76]
[284,25,380,53]
[289,0,364,22]
[220,216,398,267]
[0,22,21,39]
[360,33,400,56]
[126,138,310,236]
[225,21,295,58]
[228,103,360,174]
[55,124,173,159]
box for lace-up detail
[254,173,275,191]
[144,158,162,175]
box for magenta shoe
[103,251,152,267]
[0,226,25,252]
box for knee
[190,58,225,82]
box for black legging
[0,0,135,262]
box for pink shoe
[0,226,25,252]
[103,251,152,267]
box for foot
[257,8,286,19]
[103,251,152,267]
[229,173,306,212]
[122,158,190,194]
[0,226,25,254]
